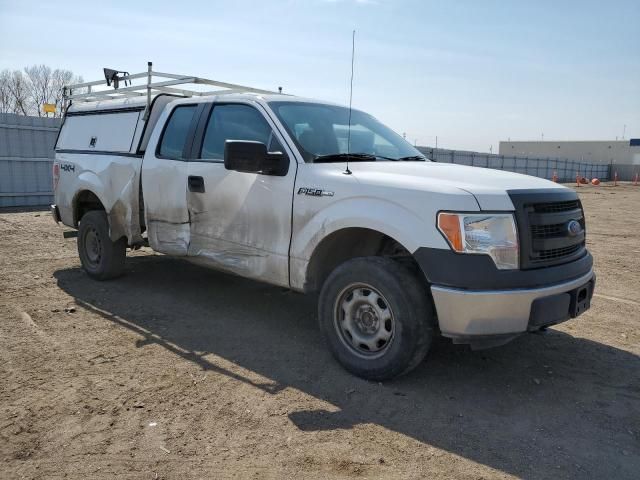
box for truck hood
[349,161,568,210]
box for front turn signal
[437,213,464,251]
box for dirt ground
[1,183,638,479]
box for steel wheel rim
[84,227,102,266]
[334,283,395,359]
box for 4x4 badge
[298,187,334,197]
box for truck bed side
[54,96,177,244]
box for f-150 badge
[298,187,334,197]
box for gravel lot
[1,183,639,479]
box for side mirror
[224,140,288,176]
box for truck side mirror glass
[224,140,288,176]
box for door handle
[188,175,205,193]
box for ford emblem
[567,220,582,237]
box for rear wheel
[77,210,126,280]
[318,257,435,381]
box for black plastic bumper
[528,274,595,330]
[414,247,593,290]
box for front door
[186,101,297,287]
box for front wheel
[318,257,435,381]
[77,210,126,280]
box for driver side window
[200,104,282,161]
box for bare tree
[6,70,31,115]
[0,70,11,114]
[0,65,83,117]
[52,69,83,117]
[24,65,53,117]
[24,65,83,117]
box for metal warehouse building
[499,139,640,165]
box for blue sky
[1,0,638,151]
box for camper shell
[57,96,177,157]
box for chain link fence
[417,147,610,182]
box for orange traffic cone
[552,170,558,182]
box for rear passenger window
[158,105,197,159]
[200,104,280,161]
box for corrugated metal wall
[0,113,61,207]
[417,147,612,182]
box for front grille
[531,218,585,239]
[532,200,581,213]
[509,191,587,269]
[531,223,565,238]
[537,244,582,261]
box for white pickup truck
[51,68,595,380]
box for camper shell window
[56,108,143,154]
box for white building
[499,139,640,165]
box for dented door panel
[186,163,292,287]
[141,157,190,255]
[140,102,197,256]
[140,97,299,285]
[183,100,298,288]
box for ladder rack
[64,62,279,117]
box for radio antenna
[344,29,356,175]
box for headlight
[437,212,519,270]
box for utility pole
[435,135,438,150]
[622,124,626,140]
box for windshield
[269,101,430,163]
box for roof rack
[64,61,279,118]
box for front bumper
[431,269,595,348]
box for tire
[318,256,435,381]
[77,210,126,280]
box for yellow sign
[43,103,56,113]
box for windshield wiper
[313,153,377,163]
[313,153,428,163]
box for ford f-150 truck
[51,67,595,380]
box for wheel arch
[73,189,106,226]
[72,188,128,243]
[302,227,424,292]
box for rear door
[186,101,297,287]
[141,102,203,255]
